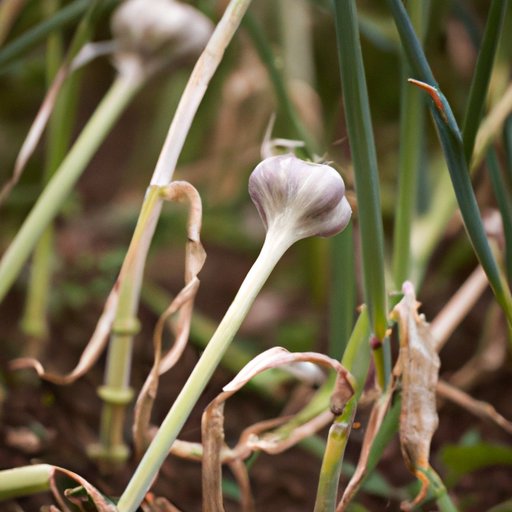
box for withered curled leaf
[391,281,440,511]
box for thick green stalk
[117,231,286,512]
[329,224,355,360]
[93,187,163,466]
[462,0,509,164]
[392,0,428,290]
[314,401,356,512]
[332,0,389,384]
[0,465,52,500]
[314,309,371,511]
[0,73,142,303]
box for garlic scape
[117,154,352,512]
[249,153,352,250]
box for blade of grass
[486,149,512,281]
[392,0,429,291]
[332,0,389,388]
[387,0,512,327]
[329,223,356,360]
[0,0,118,72]
[462,0,509,165]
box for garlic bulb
[111,0,213,77]
[249,154,352,248]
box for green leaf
[332,0,389,386]
[440,442,512,486]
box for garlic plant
[117,154,351,512]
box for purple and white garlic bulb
[249,154,352,252]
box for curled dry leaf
[49,466,117,512]
[133,181,205,456]
[10,282,120,384]
[391,281,440,511]
[200,347,354,512]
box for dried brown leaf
[391,281,440,511]
[202,399,226,512]
[196,347,353,512]
[228,459,254,512]
[133,181,205,456]
[49,466,116,512]
[0,66,69,206]
[10,281,120,383]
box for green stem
[314,308,371,510]
[0,73,142,303]
[332,0,389,384]
[21,0,80,351]
[329,223,355,360]
[486,149,512,282]
[392,1,428,290]
[462,0,509,165]
[0,465,52,500]
[314,401,356,512]
[93,186,163,467]
[117,230,287,512]
[422,466,458,512]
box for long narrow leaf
[486,149,512,281]
[0,0,118,72]
[332,0,388,353]
[387,0,512,325]
[462,0,509,164]
[392,0,429,289]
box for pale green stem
[392,0,428,290]
[20,227,53,340]
[314,400,356,512]
[0,464,52,500]
[117,229,288,512]
[0,72,143,303]
[93,186,163,466]
[21,0,75,352]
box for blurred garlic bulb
[249,154,352,250]
[111,0,213,77]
